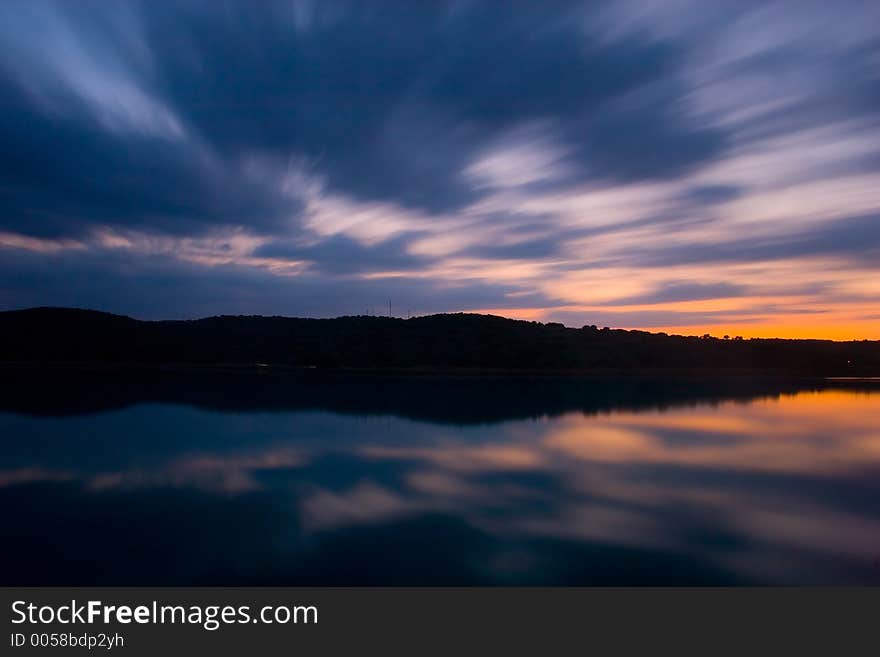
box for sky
[0,0,879,339]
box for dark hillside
[1,307,879,376]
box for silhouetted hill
[1,307,879,376]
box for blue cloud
[0,1,878,328]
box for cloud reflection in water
[1,386,879,584]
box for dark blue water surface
[2,372,879,585]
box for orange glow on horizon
[640,323,880,342]
[465,307,880,341]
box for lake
[1,371,879,585]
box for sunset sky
[1,0,878,339]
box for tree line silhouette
[1,307,878,376]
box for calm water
[2,374,879,585]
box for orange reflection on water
[544,389,880,474]
[349,388,880,581]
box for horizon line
[4,305,879,344]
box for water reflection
[1,374,878,585]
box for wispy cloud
[0,1,878,337]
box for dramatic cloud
[1,0,878,337]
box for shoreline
[2,361,879,382]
